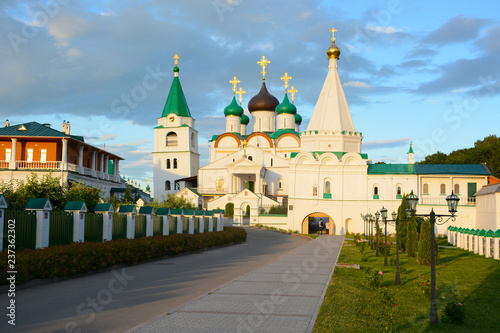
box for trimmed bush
[406,217,418,258]
[417,220,439,265]
[0,227,246,285]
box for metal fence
[3,208,37,250]
[182,216,189,234]
[204,217,209,233]
[49,211,74,246]
[135,214,146,238]
[112,213,127,239]
[84,213,103,242]
[194,217,200,234]
[213,217,218,232]
[153,215,163,236]
[169,216,177,234]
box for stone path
[128,235,343,333]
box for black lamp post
[381,209,402,285]
[380,207,389,267]
[375,211,380,256]
[369,214,374,249]
[406,190,460,325]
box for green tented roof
[485,229,494,237]
[205,211,214,216]
[408,144,414,154]
[478,229,486,236]
[0,121,84,141]
[452,226,458,231]
[368,164,416,175]
[213,209,225,214]
[183,209,195,216]
[171,208,183,215]
[95,203,114,212]
[118,205,136,213]
[494,230,500,238]
[26,198,51,210]
[139,206,154,215]
[195,210,205,216]
[161,74,191,118]
[156,207,170,215]
[473,229,480,236]
[64,201,86,211]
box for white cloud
[66,48,81,58]
[344,81,370,88]
[366,25,402,34]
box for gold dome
[327,42,340,59]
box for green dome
[276,93,297,115]
[224,96,244,116]
[240,113,250,125]
[173,66,179,72]
[295,112,302,124]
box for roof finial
[257,55,271,81]
[173,53,179,66]
[280,72,292,92]
[236,86,246,106]
[289,85,298,104]
[229,75,240,96]
[330,27,338,43]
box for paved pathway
[129,234,344,333]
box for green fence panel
[84,213,103,242]
[153,216,163,236]
[204,217,209,233]
[49,211,74,246]
[169,216,177,234]
[194,217,200,234]
[3,208,37,250]
[213,217,218,232]
[135,215,146,238]
[112,213,127,239]
[182,216,189,234]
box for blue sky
[1,0,499,195]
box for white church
[153,29,498,236]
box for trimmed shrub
[406,217,418,257]
[417,220,439,265]
[225,202,234,217]
[0,227,246,285]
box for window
[165,181,171,191]
[440,184,446,194]
[40,149,47,162]
[175,182,180,190]
[5,149,11,161]
[397,186,401,195]
[278,178,283,189]
[27,149,33,162]
[374,186,378,195]
[423,183,429,194]
[270,158,273,167]
[284,154,287,158]
[248,156,253,161]
[166,132,178,146]
[324,180,331,194]
[454,184,460,194]
[191,133,195,147]
[173,158,178,169]
[166,159,171,169]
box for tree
[67,181,101,212]
[225,202,234,217]
[397,194,409,251]
[406,216,418,257]
[245,205,250,217]
[417,220,439,265]
[268,205,288,214]
[123,185,133,204]
[0,172,67,210]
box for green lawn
[313,238,500,332]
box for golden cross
[229,75,240,95]
[173,53,179,66]
[330,27,338,42]
[280,72,292,91]
[236,86,246,105]
[289,85,298,104]
[257,55,271,80]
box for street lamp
[375,211,380,256]
[380,208,403,285]
[368,214,374,249]
[406,190,460,325]
[380,207,389,267]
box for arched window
[165,180,171,191]
[166,132,178,146]
[248,156,253,161]
[454,184,460,194]
[278,178,283,189]
[440,183,446,194]
[374,186,379,195]
[175,181,180,190]
[324,180,331,194]
[423,183,429,194]
[284,154,287,158]
[173,158,178,169]
[191,133,195,147]
[270,158,273,167]
[166,159,171,169]
[397,186,402,195]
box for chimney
[62,120,71,135]
[5,120,9,127]
[66,121,70,135]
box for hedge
[1,227,246,285]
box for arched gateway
[301,212,336,235]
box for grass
[313,237,500,332]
